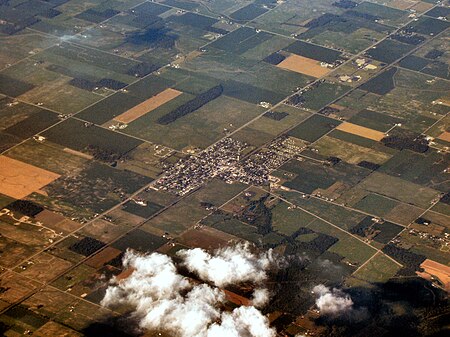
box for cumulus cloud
[251,288,270,308]
[177,242,275,287]
[101,246,276,337]
[312,284,353,315]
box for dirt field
[34,321,83,337]
[114,88,182,123]
[223,289,251,306]
[329,104,345,110]
[19,253,73,283]
[438,131,450,142]
[0,155,60,199]
[390,0,417,10]
[385,203,424,226]
[116,267,135,281]
[35,209,66,226]
[178,226,240,250]
[172,50,202,65]
[0,271,40,305]
[418,259,450,292]
[336,122,386,141]
[85,246,122,269]
[438,97,450,107]
[277,54,331,78]
[34,210,83,235]
[411,1,434,12]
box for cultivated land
[114,88,182,123]
[0,0,449,336]
[438,131,450,142]
[418,259,450,292]
[0,156,60,199]
[277,54,332,78]
[336,122,386,141]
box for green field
[350,253,402,285]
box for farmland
[0,0,449,336]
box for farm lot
[125,95,265,150]
[300,82,351,111]
[142,179,247,236]
[177,226,241,250]
[306,219,377,265]
[0,271,41,307]
[281,158,370,196]
[0,156,60,199]
[349,253,402,286]
[307,27,388,55]
[336,122,386,141]
[271,201,316,236]
[288,114,342,142]
[253,0,344,36]
[418,259,450,292]
[336,69,449,133]
[0,30,57,69]
[13,252,73,283]
[347,172,439,209]
[277,54,332,78]
[34,321,83,337]
[1,59,103,114]
[279,190,367,232]
[114,88,182,123]
[42,161,151,214]
[41,118,143,156]
[247,105,311,136]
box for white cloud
[101,248,276,337]
[312,284,353,315]
[251,288,270,308]
[177,242,275,287]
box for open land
[114,88,182,124]
[0,0,449,336]
[0,156,60,199]
[336,122,386,141]
[277,54,332,78]
[417,259,450,292]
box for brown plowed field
[438,131,450,142]
[277,54,331,78]
[336,122,386,141]
[0,155,60,199]
[418,259,450,292]
[114,88,182,123]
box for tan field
[411,1,434,12]
[418,259,450,292]
[329,104,345,110]
[0,155,60,199]
[34,209,66,226]
[114,88,182,124]
[178,226,240,250]
[434,96,450,107]
[336,122,386,141]
[172,50,202,65]
[438,131,450,142]
[390,0,417,10]
[277,54,331,78]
